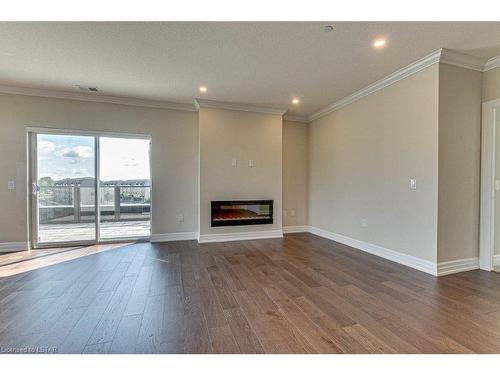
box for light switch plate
[7,180,15,190]
[495,180,500,191]
[410,178,417,190]
[249,159,255,168]
[231,159,237,167]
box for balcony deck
[39,220,150,243]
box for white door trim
[26,126,151,140]
[479,99,500,271]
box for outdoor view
[37,134,151,243]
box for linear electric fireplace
[211,200,273,227]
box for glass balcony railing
[38,185,151,224]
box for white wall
[437,63,482,262]
[0,93,199,244]
[283,120,308,227]
[198,107,282,235]
[308,65,440,262]
[483,67,500,102]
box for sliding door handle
[32,182,40,195]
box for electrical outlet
[361,218,367,227]
[249,159,255,168]
[290,209,296,217]
[231,158,237,167]
[177,214,184,223]
[7,180,15,190]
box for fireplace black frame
[211,200,273,227]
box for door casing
[480,99,500,271]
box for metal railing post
[74,185,81,223]
[114,186,121,220]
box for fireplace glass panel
[211,200,273,227]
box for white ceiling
[1,22,500,117]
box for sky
[37,134,150,181]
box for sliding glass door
[99,137,151,240]
[30,130,151,247]
[34,133,97,244]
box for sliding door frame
[28,131,39,248]
[27,127,152,249]
[94,136,101,243]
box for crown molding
[283,114,309,123]
[195,98,287,115]
[307,48,494,123]
[484,55,500,72]
[308,49,443,122]
[0,84,197,112]
[439,48,486,72]
[2,49,497,123]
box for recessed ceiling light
[373,39,387,48]
[292,98,300,105]
[324,25,334,33]
[199,86,207,93]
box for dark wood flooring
[1,233,500,353]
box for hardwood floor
[1,232,500,353]
[0,243,133,277]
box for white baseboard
[198,229,283,243]
[150,232,198,242]
[436,257,479,276]
[308,226,438,276]
[282,225,311,233]
[0,242,29,253]
[493,254,500,266]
